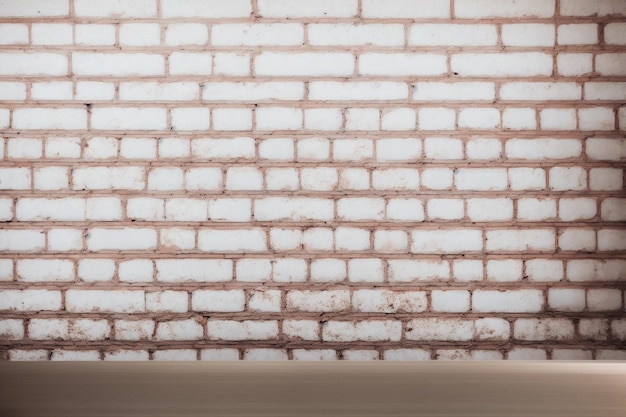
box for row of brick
[2,196,625,224]
[1,317,625,343]
[2,166,623,193]
[4,347,626,362]
[1,0,624,19]
[2,137,626,162]
[1,258,624,283]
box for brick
[473,290,544,313]
[309,24,403,46]
[31,81,73,100]
[47,229,83,252]
[362,0,449,18]
[427,198,464,220]
[87,228,156,251]
[309,82,407,101]
[360,53,446,76]
[118,259,154,283]
[557,53,593,76]
[353,290,427,313]
[208,320,278,341]
[475,318,510,341]
[374,230,408,252]
[605,23,626,45]
[0,82,26,100]
[258,0,356,17]
[91,107,167,130]
[561,0,626,16]
[323,320,402,342]
[192,290,245,312]
[486,229,555,252]
[586,138,626,160]
[0,320,24,340]
[579,319,609,340]
[287,290,350,312]
[373,169,419,190]
[458,108,500,129]
[559,198,597,221]
[406,319,473,341]
[502,24,555,46]
[235,259,271,282]
[156,259,232,282]
[73,53,164,76]
[78,259,115,282]
[388,259,449,282]
[162,0,250,17]
[153,350,197,361]
[0,289,62,311]
[119,23,160,46]
[418,108,455,130]
[169,52,212,75]
[424,138,463,159]
[304,108,343,131]
[0,53,68,76]
[514,319,575,341]
[467,198,513,222]
[17,198,85,222]
[384,349,430,361]
[156,319,203,341]
[75,24,115,46]
[302,228,333,251]
[451,53,552,77]
[255,197,333,221]
[549,167,587,191]
[120,82,199,102]
[199,229,266,252]
[283,320,320,341]
[526,259,563,282]
[431,291,470,313]
[540,109,577,130]
[335,227,370,251]
[348,259,384,283]
[414,82,495,101]
[86,197,123,221]
[601,198,626,221]
[256,107,302,130]
[311,259,347,282]
[191,137,255,160]
[455,168,507,191]
[345,108,379,131]
[66,290,144,313]
[509,168,546,191]
[0,230,45,252]
[213,109,252,131]
[214,24,303,46]
[13,108,87,130]
[376,138,421,161]
[381,108,416,131]
[104,350,150,361]
[200,349,239,361]
[456,0,554,17]
[558,24,598,45]
[114,320,154,341]
[486,260,523,282]
[506,139,581,160]
[339,169,370,190]
[587,289,622,311]
[548,288,586,311]
[203,82,303,101]
[333,139,373,161]
[165,198,208,221]
[503,108,537,130]
[409,24,496,46]
[214,53,250,76]
[578,107,615,130]
[165,23,208,46]
[453,260,483,282]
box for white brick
[165,23,207,46]
[427,198,463,220]
[87,228,156,251]
[119,23,160,46]
[244,349,287,361]
[384,349,430,361]
[453,260,483,282]
[388,259,449,282]
[17,198,84,222]
[0,289,61,311]
[455,168,507,191]
[374,230,408,252]
[86,197,123,221]
[213,53,250,76]
[283,320,319,341]
[78,259,115,282]
[451,53,552,77]
[273,259,307,282]
[412,230,482,254]
[162,0,250,17]
[559,198,597,221]
[588,289,622,311]
[540,109,577,130]
[503,108,537,130]
[323,320,401,342]
[7,138,42,159]
[597,53,626,76]
[431,291,470,313]
[161,228,196,250]
[153,350,197,361]
[207,198,251,222]
[104,350,150,361]
[549,167,587,191]
[301,168,337,191]
[558,24,598,45]
[212,108,252,131]
[1,0,68,16]
[309,23,403,46]
[517,198,556,221]
[255,197,333,221]
[345,108,379,131]
[13,108,87,130]
[266,168,299,191]
[235,259,271,282]
[83,137,118,159]
[458,108,500,129]
[91,108,167,130]
[200,349,239,361]
[45,137,81,158]
[514,319,575,341]
[225,167,262,190]
[579,319,609,340]
[248,290,281,312]
[0,229,45,252]
[66,290,144,313]
[114,320,154,341]
[0,320,25,340]
[502,24,555,46]
[335,227,370,251]
[337,198,384,221]
[424,137,463,159]
[199,229,266,252]
[118,259,154,283]
[73,53,164,76]
[0,52,67,76]
[259,138,294,161]
[0,168,30,190]
[303,228,334,251]
[418,108,455,130]
[296,138,329,161]
[467,198,513,222]
[601,198,626,221]
[287,290,349,313]
[169,52,212,75]
[456,0,555,17]
[360,53,446,76]
[304,108,343,131]
[409,24,496,46]
[165,198,208,222]
[502,82,580,101]
[487,260,523,282]
[309,82,407,101]
[406,319,472,341]
[127,198,164,222]
[0,23,27,45]
[353,290,427,313]
[156,259,232,282]
[214,24,302,46]
[16,259,73,283]
[605,23,626,45]
[381,108,416,131]
[586,138,626,161]
[486,229,555,252]
[75,0,155,16]
[376,138,421,162]
[348,259,384,283]
[32,23,72,45]
[557,53,593,76]
[578,107,615,130]
[121,82,198,102]
[506,139,582,160]
[466,138,502,160]
[256,107,302,131]
[0,199,11,222]
[362,0,448,17]
[509,168,546,191]
[203,82,302,101]
[333,138,373,161]
[473,290,544,313]
[192,290,244,312]
[585,82,626,101]
[372,169,419,190]
[548,289,586,312]
[475,318,510,341]
[120,138,157,159]
[208,320,278,341]
[75,24,116,46]
[47,229,83,252]
[413,82,495,101]
[589,168,624,191]
[270,229,302,251]
[561,0,626,16]
[311,259,346,282]
[526,259,563,282]
[148,168,184,191]
[31,81,72,100]
[0,82,26,100]
[156,319,203,341]
[191,137,255,160]
[258,0,356,17]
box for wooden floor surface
[1,362,625,417]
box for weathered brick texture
[0,0,624,361]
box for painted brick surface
[0,0,624,361]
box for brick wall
[0,0,624,361]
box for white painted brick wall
[0,0,623,362]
